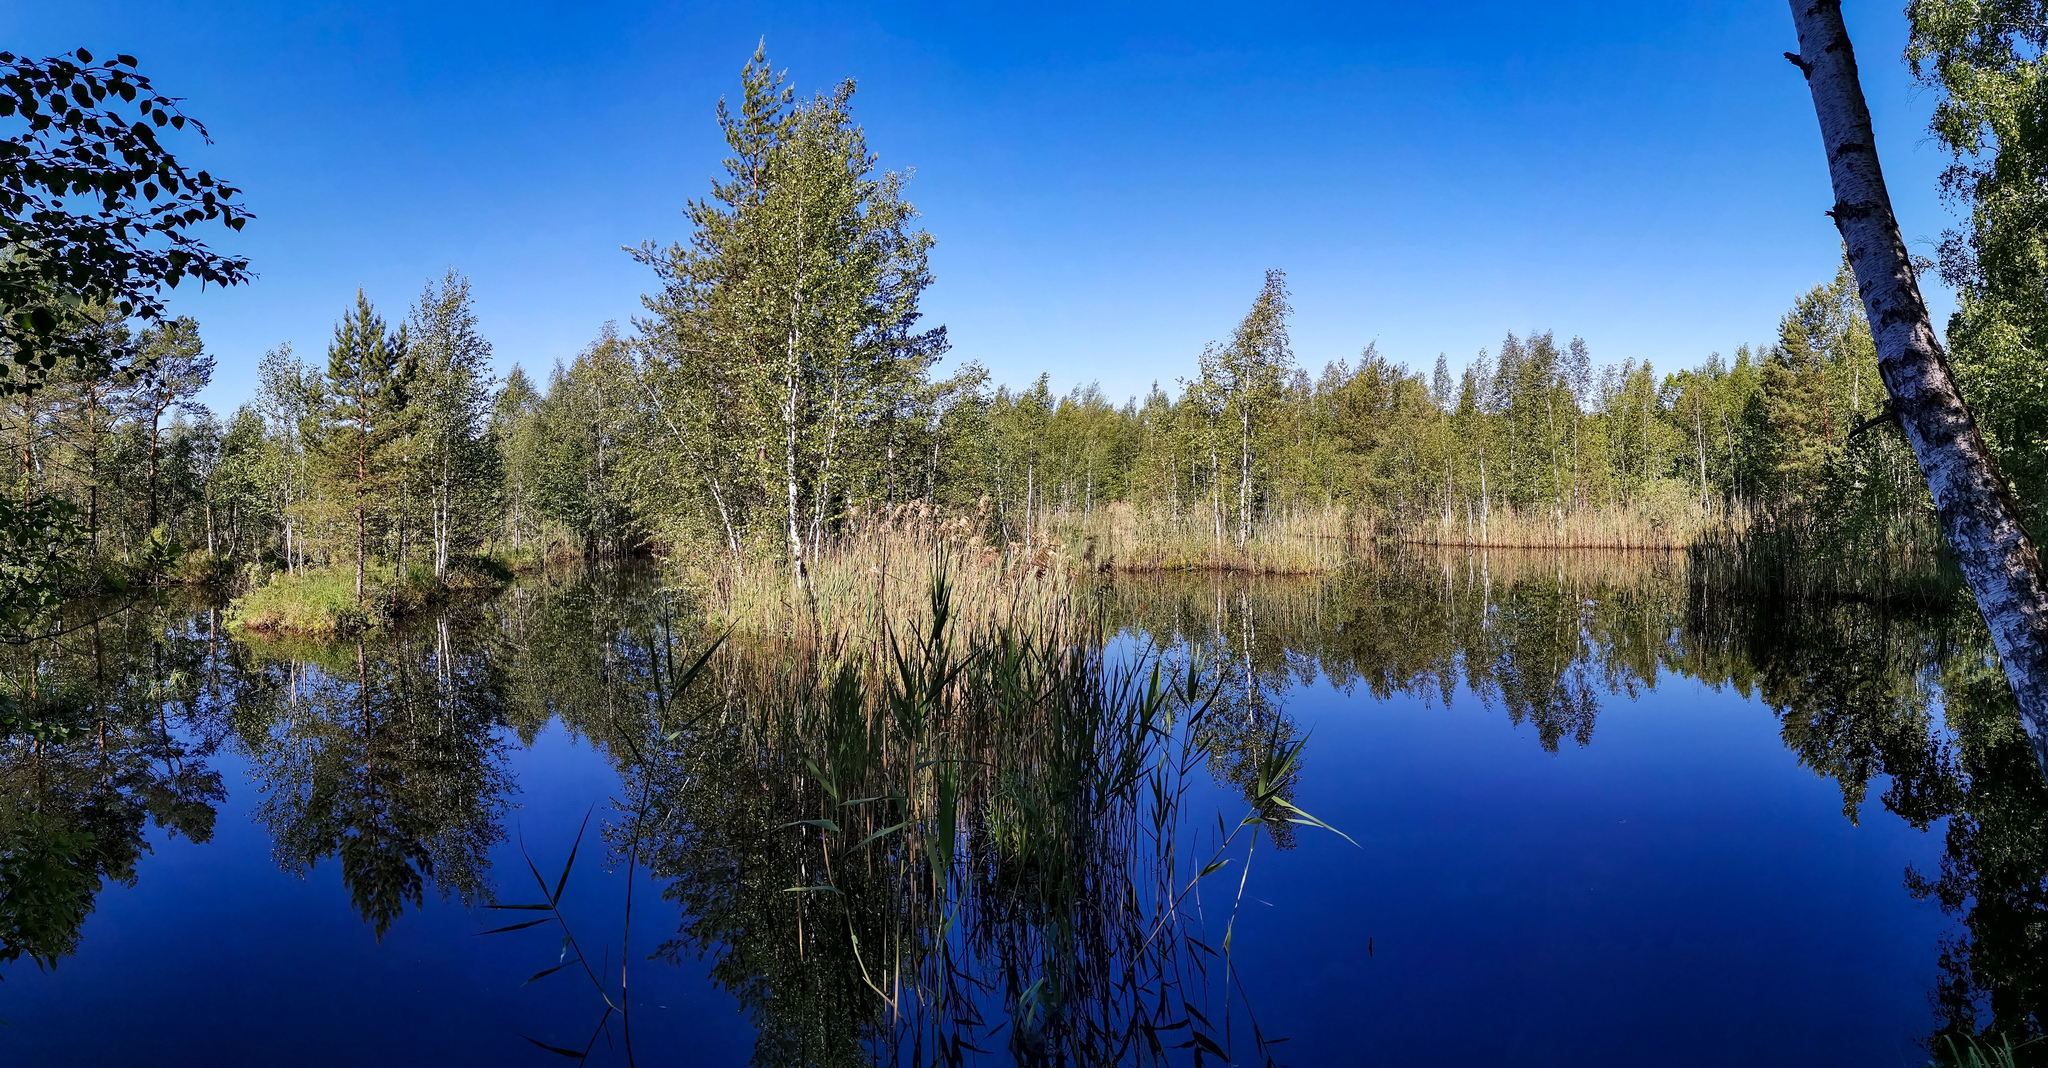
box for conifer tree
[129,317,212,533]
[309,292,412,601]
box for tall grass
[1046,500,1363,574]
[1928,1033,2042,1068]
[707,505,1079,652]
[1400,489,1728,550]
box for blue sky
[7,1,1959,413]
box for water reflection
[0,553,2043,1059]
[233,623,513,937]
[489,570,1307,1064]
[0,602,225,977]
[1103,551,2047,1050]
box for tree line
[7,41,2044,605]
[6,257,1952,593]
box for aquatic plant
[499,565,1346,1064]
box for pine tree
[129,317,213,533]
[309,292,413,601]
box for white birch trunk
[1788,0,2048,774]
[1239,405,1252,547]
[784,324,807,589]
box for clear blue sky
[7,1,1959,413]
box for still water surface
[1,553,2040,1066]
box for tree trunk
[147,409,162,532]
[783,327,808,590]
[1024,458,1035,555]
[1239,405,1252,547]
[436,450,451,578]
[1787,0,2048,775]
[356,420,368,602]
[1694,399,1709,509]
[1208,424,1223,554]
[707,473,743,574]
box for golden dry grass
[1046,501,1364,574]
[705,503,1079,652]
[1400,485,1733,550]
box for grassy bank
[228,557,509,635]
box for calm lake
[2,552,2040,1066]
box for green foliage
[0,49,244,628]
[229,567,372,634]
[406,272,499,577]
[631,45,946,567]
[0,44,1956,628]
[0,496,85,633]
[305,291,414,599]
[0,48,250,395]
[0,814,99,975]
[1908,1,2048,539]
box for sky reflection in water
[0,552,2037,1066]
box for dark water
[1,553,2042,1066]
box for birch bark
[1787,0,2048,774]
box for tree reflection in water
[233,615,513,938]
[1103,551,2048,1054]
[0,598,226,980]
[0,553,2042,1061]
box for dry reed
[705,503,1079,655]
[1047,501,1363,574]
[1400,493,1733,550]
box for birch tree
[631,46,945,584]
[1787,0,2048,774]
[1217,270,1293,546]
[408,272,497,577]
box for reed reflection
[505,568,1322,1066]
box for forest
[4,10,2048,1064]
[3,57,2008,637]
[0,37,2041,634]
